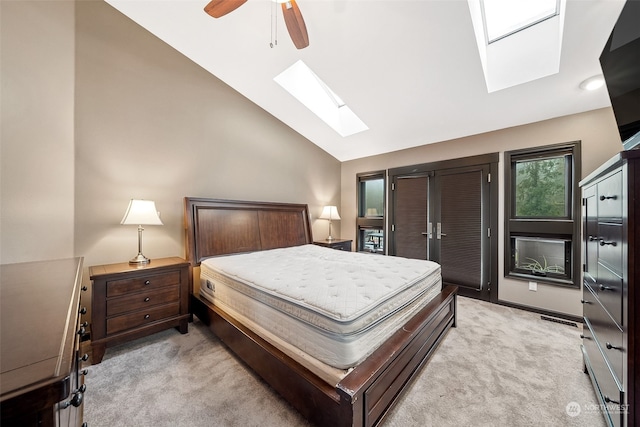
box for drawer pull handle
[79,306,87,315]
[599,284,613,291]
[599,195,618,201]
[579,334,590,340]
[62,391,84,408]
[77,326,86,336]
[599,240,617,247]
[144,297,151,302]
[588,235,598,242]
[604,396,620,405]
[79,353,89,362]
[606,342,621,351]
[144,280,151,285]
[80,369,89,376]
[82,286,88,292]
[144,314,150,319]
[580,299,592,304]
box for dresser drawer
[594,262,623,327]
[106,271,181,297]
[106,302,181,335]
[583,284,623,382]
[597,223,623,275]
[583,319,624,427]
[107,285,180,317]
[597,170,622,221]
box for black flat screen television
[599,0,640,150]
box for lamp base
[129,253,151,265]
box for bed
[184,197,457,427]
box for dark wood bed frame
[184,197,457,427]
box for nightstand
[89,257,190,364]
[313,239,353,251]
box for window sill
[506,272,579,288]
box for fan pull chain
[270,0,278,48]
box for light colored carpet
[84,296,606,426]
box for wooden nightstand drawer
[106,271,181,297]
[106,302,181,335]
[107,285,180,317]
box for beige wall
[341,108,623,317]
[1,1,76,264]
[1,0,341,271]
[74,0,340,269]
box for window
[504,142,581,286]
[357,171,385,253]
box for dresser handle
[62,390,84,408]
[599,195,618,201]
[77,326,86,336]
[79,306,87,315]
[144,280,151,285]
[580,334,590,339]
[79,353,89,362]
[588,235,598,242]
[604,396,620,405]
[580,299,592,304]
[599,240,617,247]
[144,297,151,302]
[606,342,622,351]
[144,314,150,319]
[599,284,613,291]
[80,369,89,376]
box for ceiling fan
[204,0,309,49]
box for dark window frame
[504,141,581,287]
[356,171,386,253]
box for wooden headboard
[183,198,313,266]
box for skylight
[273,60,369,138]
[468,0,566,92]
[483,0,559,43]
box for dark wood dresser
[580,150,639,427]
[1,257,88,427]
[89,257,190,364]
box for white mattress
[200,244,442,373]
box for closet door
[431,164,491,299]
[392,176,429,259]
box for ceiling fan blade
[281,0,309,49]
[204,0,247,18]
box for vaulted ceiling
[105,0,625,161]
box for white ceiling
[105,0,625,162]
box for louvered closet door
[393,176,429,259]
[432,166,488,294]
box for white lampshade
[121,199,163,225]
[319,205,341,221]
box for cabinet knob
[588,235,598,242]
[599,240,617,247]
[599,195,618,201]
[79,353,89,362]
[580,334,590,340]
[144,280,151,285]
[606,342,622,351]
[599,284,613,291]
[82,286,88,291]
[144,297,151,302]
[144,314,150,319]
[80,368,89,376]
[79,306,87,315]
[580,299,591,304]
[77,326,86,336]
